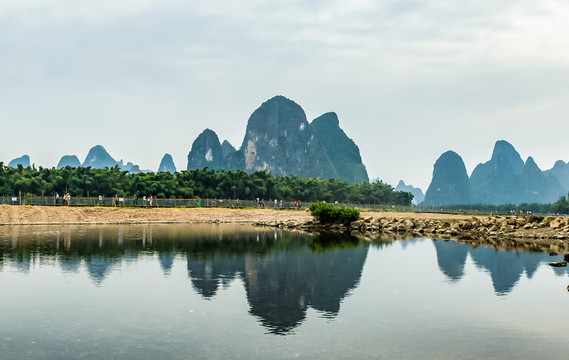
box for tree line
[0,163,413,205]
[552,194,569,214]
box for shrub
[309,202,360,226]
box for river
[1,224,568,359]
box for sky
[1,0,568,190]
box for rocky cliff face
[395,180,424,205]
[8,155,31,168]
[187,129,226,171]
[311,112,369,183]
[423,151,471,206]
[57,155,81,169]
[158,153,177,173]
[82,145,118,169]
[237,96,337,179]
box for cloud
[1,0,568,188]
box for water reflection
[1,225,567,335]
[433,239,566,295]
[0,225,370,335]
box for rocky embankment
[256,214,569,253]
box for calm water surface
[1,224,569,359]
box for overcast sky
[1,0,568,190]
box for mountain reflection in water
[1,225,566,335]
[0,225,370,334]
[433,239,567,295]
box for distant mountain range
[3,95,369,183]
[6,95,567,206]
[395,180,425,205]
[8,155,30,168]
[423,140,568,206]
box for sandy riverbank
[0,204,485,226]
[3,205,569,255]
[0,205,313,225]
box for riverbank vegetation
[0,164,412,205]
[309,202,360,226]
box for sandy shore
[3,205,569,255]
[0,205,313,225]
[0,205,483,226]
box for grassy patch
[309,202,360,226]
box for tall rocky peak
[471,140,525,188]
[523,156,540,174]
[395,180,424,205]
[220,140,236,159]
[545,160,569,191]
[490,140,525,174]
[423,151,471,206]
[239,95,337,179]
[57,155,81,169]
[187,129,225,171]
[82,145,117,169]
[520,157,565,203]
[311,112,369,183]
[470,140,525,204]
[8,155,31,168]
[158,154,177,173]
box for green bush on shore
[309,202,360,226]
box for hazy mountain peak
[524,156,539,169]
[8,155,31,168]
[395,180,425,205]
[82,145,117,169]
[423,150,471,206]
[490,140,524,174]
[158,153,176,173]
[57,155,81,169]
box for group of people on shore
[255,198,302,209]
[106,194,155,206]
[54,192,71,206]
[52,193,307,209]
